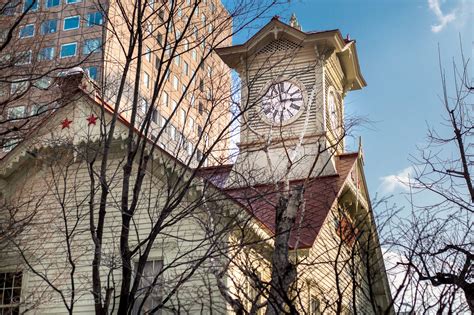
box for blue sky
[230,0,472,202]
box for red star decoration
[86,114,97,126]
[61,118,72,129]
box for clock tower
[216,17,366,187]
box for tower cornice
[216,18,366,90]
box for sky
[229,0,473,206]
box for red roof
[198,153,359,249]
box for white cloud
[378,166,413,194]
[428,0,457,33]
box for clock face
[261,80,304,124]
[328,89,339,133]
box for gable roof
[198,153,359,249]
[0,73,189,177]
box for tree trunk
[265,185,303,315]
[464,284,474,313]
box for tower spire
[289,13,302,31]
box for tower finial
[289,13,302,31]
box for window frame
[23,0,38,12]
[34,77,53,89]
[19,24,35,38]
[59,42,77,58]
[83,38,102,55]
[16,50,32,65]
[63,15,80,31]
[10,79,29,95]
[309,296,321,315]
[38,46,55,61]
[143,72,150,89]
[45,0,60,8]
[145,47,151,62]
[172,75,178,90]
[40,19,58,35]
[85,66,98,81]
[7,106,26,120]
[180,108,186,123]
[162,91,168,107]
[86,11,104,27]
[183,61,189,76]
[131,259,163,315]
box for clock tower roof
[216,17,367,91]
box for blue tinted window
[86,12,103,27]
[63,16,80,30]
[24,0,38,12]
[66,0,81,3]
[40,19,57,35]
[85,66,98,80]
[83,38,102,54]
[19,24,35,38]
[38,47,55,60]
[60,42,77,58]
[45,0,60,8]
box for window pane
[86,12,103,27]
[38,47,55,60]
[41,19,57,35]
[83,38,102,54]
[45,0,60,8]
[183,62,188,76]
[143,72,150,89]
[19,24,34,38]
[85,66,98,80]
[63,16,80,30]
[34,77,52,89]
[24,0,38,12]
[0,272,22,312]
[162,92,168,106]
[15,51,32,65]
[132,260,163,315]
[60,42,77,58]
[66,0,81,3]
[172,75,178,90]
[145,47,151,62]
[8,106,26,119]
[11,80,28,95]
[151,108,158,123]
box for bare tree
[0,3,397,315]
[380,42,473,314]
[1,1,292,314]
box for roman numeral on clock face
[290,90,299,96]
[263,106,272,114]
[290,103,300,110]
